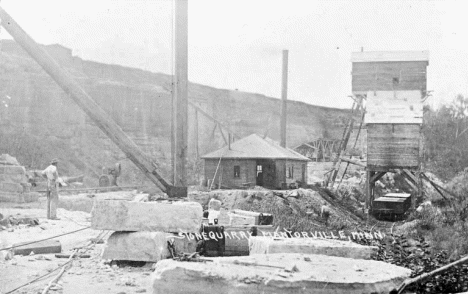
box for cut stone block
[102,231,196,262]
[228,212,256,226]
[208,198,221,211]
[1,182,24,193]
[151,253,412,294]
[2,173,27,183]
[249,236,377,259]
[2,165,26,175]
[13,239,61,256]
[91,200,203,232]
[229,209,273,225]
[224,225,276,256]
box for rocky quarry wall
[0,40,355,185]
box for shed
[201,134,309,189]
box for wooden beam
[402,169,418,184]
[172,0,188,190]
[188,101,240,140]
[210,123,218,140]
[402,175,418,192]
[280,50,288,148]
[421,173,457,200]
[218,124,228,145]
[339,156,366,168]
[370,171,386,183]
[366,171,374,209]
[194,109,199,159]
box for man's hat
[50,158,59,164]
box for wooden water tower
[351,50,429,212]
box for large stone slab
[151,253,412,294]
[249,236,377,259]
[102,231,196,262]
[91,200,203,232]
[224,225,276,256]
[13,239,61,256]
[0,192,39,203]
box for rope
[0,226,90,251]
[4,230,108,294]
[41,249,77,294]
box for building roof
[201,134,310,161]
[351,51,429,63]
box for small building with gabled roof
[201,134,309,189]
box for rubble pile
[355,233,468,293]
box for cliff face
[0,40,351,185]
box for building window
[256,165,262,177]
[287,166,294,179]
[234,166,240,178]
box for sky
[0,0,467,109]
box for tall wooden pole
[280,50,288,148]
[172,0,188,193]
[194,109,199,159]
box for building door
[256,159,276,188]
[256,163,263,186]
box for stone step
[102,231,196,262]
[151,253,412,294]
[91,200,203,233]
[249,236,378,259]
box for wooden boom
[0,7,186,197]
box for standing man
[42,158,59,220]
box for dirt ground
[0,194,152,294]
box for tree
[424,95,468,179]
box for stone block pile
[0,154,38,203]
[91,199,203,262]
[150,207,410,294]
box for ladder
[324,95,365,188]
